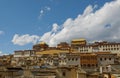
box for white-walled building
[66,53,80,67]
[78,41,120,54]
[96,52,117,73]
[13,50,36,66]
[14,50,36,58]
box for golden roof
[39,41,46,45]
[72,38,86,42]
[36,49,69,55]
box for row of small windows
[49,58,78,62]
[59,60,66,62]
[68,58,78,61]
[100,58,111,61]
[15,52,34,55]
[79,46,91,48]
[103,48,119,51]
[79,45,120,49]
[47,60,66,63]
[81,56,96,59]
[99,45,120,48]
[81,64,98,67]
[79,48,119,51]
[80,50,88,52]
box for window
[72,58,74,61]
[76,58,78,61]
[84,64,86,67]
[117,48,119,50]
[109,58,111,60]
[92,64,94,67]
[81,65,83,67]
[68,58,70,61]
[100,58,102,61]
[87,64,91,67]
[104,58,106,60]
[114,45,116,47]
[62,72,66,76]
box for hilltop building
[0,55,13,66]
[14,50,35,58]
[96,52,117,73]
[70,39,120,54]
[78,41,120,55]
[80,53,98,72]
[71,38,86,52]
[66,53,81,67]
[12,50,37,67]
[57,42,70,50]
[33,41,49,52]
[6,38,120,78]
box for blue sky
[0,0,120,55]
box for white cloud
[40,23,60,44]
[0,31,4,35]
[39,6,51,19]
[52,23,60,32]
[45,6,51,11]
[0,51,7,56]
[12,34,41,46]
[40,0,120,46]
[83,5,93,16]
[40,10,44,14]
[93,4,98,9]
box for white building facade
[14,50,36,58]
[78,41,120,54]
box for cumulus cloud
[40,0,120,46]
[39,6,51,18]
[12,34,41,46]
[83,5,93,16]
[40,23,60,43]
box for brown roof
[95,52,111,54]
